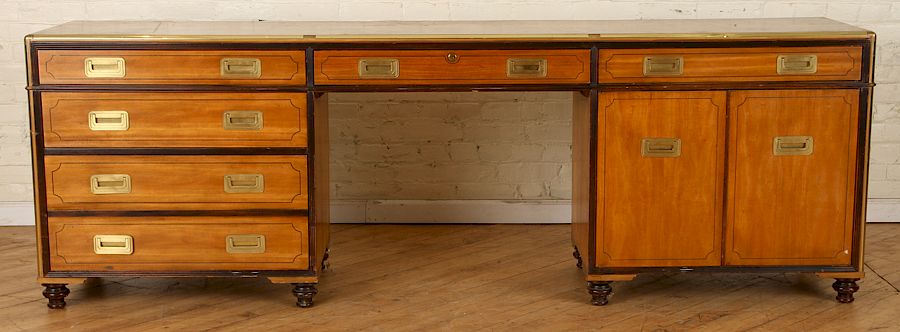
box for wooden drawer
[41,92,307,148]
[48,216,309,271]
[599,46,862,83]
[45,155,307,211]
[37,50,305,85]
[315,49,590,85]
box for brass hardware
[93,235,134,255]
[226,234,266,254]
[224,174,264,193]
[223,111,263,130]
[220,58,261,78]
[84,57,125,78]
[643,56,684,76]
[358,58,399,78]
[641,138,682,157]
[773,136,814,155]
[506,58,547,78]
[777,54,818,74]
[446,52,460,64]
[90,174,131,195]
[88,111,129,131]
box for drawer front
[38,50,305,85]
[725,89,858,266]
[48,216,309,271]
[315,49,590,85]
[45,155,307,211]
[41,92,307,148]
[600,46,862,83]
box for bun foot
[292,283,318,308]
[42,284,70,309]
[832,278,860,303]
[588,281,612,306]
[573,247,583,269]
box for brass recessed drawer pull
[641,138,682,157]
[773,136,814,155]
[507,58,547,78]
[358,58,399,78]
[93,235,134,255]
[226,234,266,254]
[643,56,683,76]
[224,174,264,193]
[777,55,818,74]
[88,111,129,131]
[220,58,261,78]
[90,174,131,194]
[84,57,126,78]
[223,111,263,130]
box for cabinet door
[726,90,859,266]
[596,91,726,268]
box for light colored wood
[44,155,308,211]
[1,224,899,330]
[726,89,859,266]
[268,277,318,284]
[36,277,86,284]
[585,274,637,282]
[48,216,308,271]
[570,91,590,267]
[41,92,307,148]
[315,50,589,85]
[313,94,330,272]
[600,46,863,83]
[596,91,726,267]
[38,50,305,85]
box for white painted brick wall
[1,1,898,222]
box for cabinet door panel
[726,89,859,266]
[596,91,726,267]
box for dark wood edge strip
[32,89,51,276]
[593,265,858,275]
[48,209,309,217]
[44,147,308,155]
[46,270,315,278]
[312,84,591,92]
[29,85,309,92]
[852,87,872,269]
[306,89,317,274]
[587,89,598,272]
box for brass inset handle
[777,54,818,75]
[507,58,547,78]
[84,57,126,78]
[446,52,460,64]
[93,235,134,255]
[226,234,266,254]
[358,58,399,78]
[221,58,261,78]
[643,56,683,76]
[223,111,263,130]
[773,136,814,155]
[641,138,682,157]
[88,111,129,131]
[90,174,131,195]
[224,174,264,193]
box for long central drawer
[44,155,308,211]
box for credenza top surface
[28,17,872,42]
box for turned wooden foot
[292,283,318,308]
[572,247,583,269]
[832,278,860,303]
[42,284,70,309]
[588,281,612,306]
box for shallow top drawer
[599,46,862,83]
[37,50,306,85]
[315,49,590,85]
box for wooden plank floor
[1,224,899,331]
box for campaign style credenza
[23,18,875,308]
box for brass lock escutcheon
[507,58,547,78]
[90,174,132,195]
[773,136,814,155]
[226,234,266,254]
[223,111,263,130]
[93,235,134,255]
[221,58,261,78]
[88,111,129,131]
[777,55,818,75]
[641,138,682,157]
[446,52,460,64]
[643,56,683,76]
[224,174,264,193]
[358,58,399,79]
[84,57,126,78]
